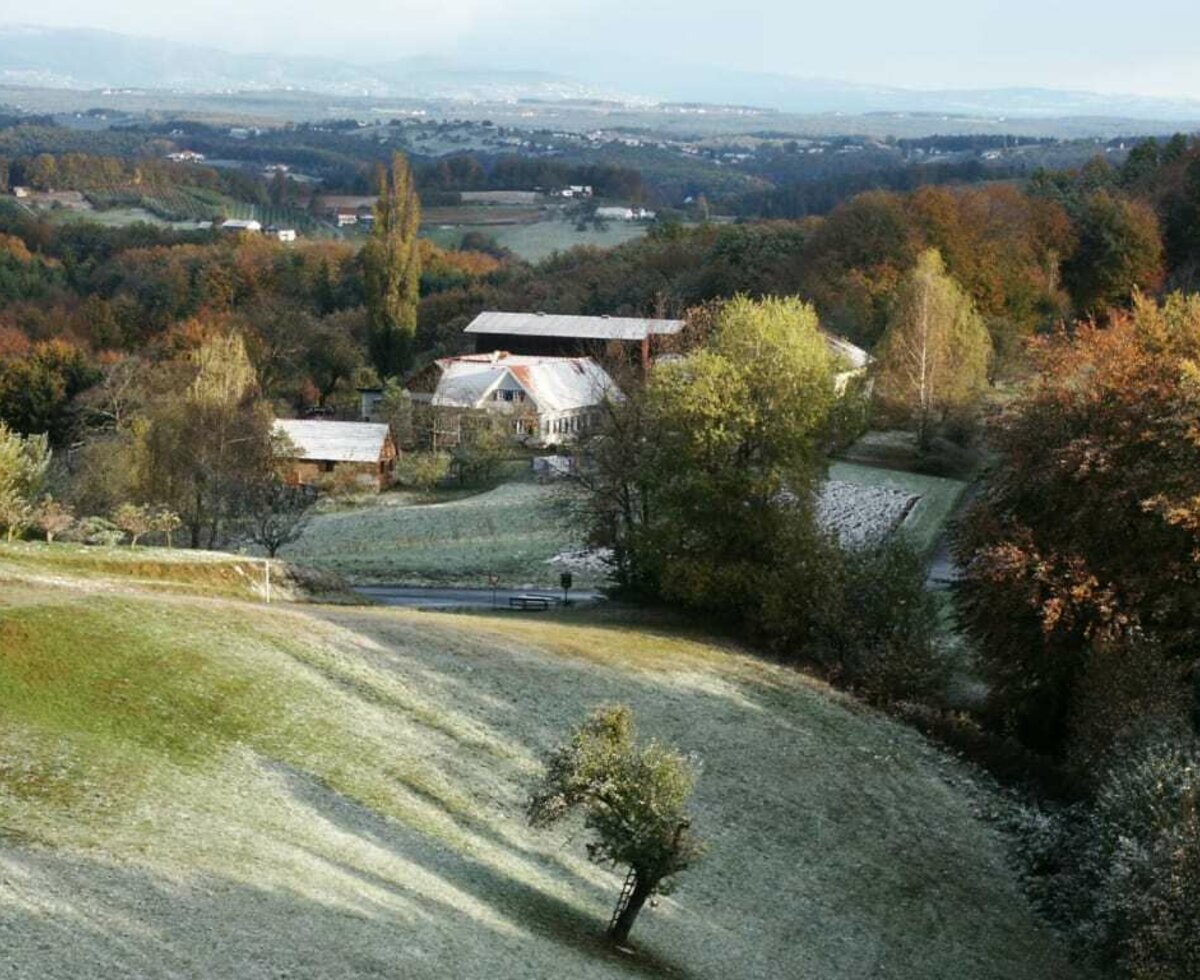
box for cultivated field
[0,546,1076,979]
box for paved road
[354,585,603,609]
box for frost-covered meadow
[0,551,1074,979]
[284,459,967,587]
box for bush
[394,451,451,491]
[757,533,949,706]
[1088,732,1200,979]
[68,515,123,547]
[1022,730,1200,980]
[1065,636,1192,785]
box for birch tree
[874,249,991,449]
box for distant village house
[219,218,262,234]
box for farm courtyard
[0,547,1072,979]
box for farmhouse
[465,310,684,367]
[825,334,872,393]
[219,218,262,234]
[273,419,397,491]
[409,352,622,447]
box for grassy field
[0,540,350,601]
[422,219,649,262]
[285,447,968,589]
[0,548,1076,979]
[284,479,588,587]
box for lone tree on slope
[527,705,705,945]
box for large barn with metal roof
[463,311,684,365]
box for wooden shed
[273,419,397,491]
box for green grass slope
[0,551,1074,979]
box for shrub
[758,534,949,706]
[394,451,451,491]
[1022,731,1200,980]
[1088,732,1200,979]
[69,515,123,547]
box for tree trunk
[609,873,654,946]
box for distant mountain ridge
[2,24,1200,122]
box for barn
[464,311,684,368]
[273,420,397,491]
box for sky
[4,0,1200,98]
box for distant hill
[1,24,1199,124]
[0,26,612,101]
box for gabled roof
[824,334,871,371]
[429,353,622,413]
[465,310,683,342]
[273,420,391,463]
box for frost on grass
[816,479,918,545]
[0,575,1078,980]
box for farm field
[284,478,588,588]
[421,216,650,262]
[0,547,1076,979]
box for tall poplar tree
[363,152,422,379]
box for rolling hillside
[0,544,1075,978]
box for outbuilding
[273,419,397,491]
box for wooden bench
[509,594,553,611]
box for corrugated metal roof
[274,420,391,463]
[429,354,622,413]
[465,311,683,342]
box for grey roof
[430,354,622,413]
[465,310,683,342]
[824,334,871,370]
[274,420,391,463]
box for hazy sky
[7,0,1200,97]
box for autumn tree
[363,151,421,378]
[528,705,704,945]
[873,249,992,449]
[135,331,275,549]
[956,293,1200,757]
[113,502,154,547]
[583,296,835,618]
[32,497,74,542]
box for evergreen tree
[363,152,421,379]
